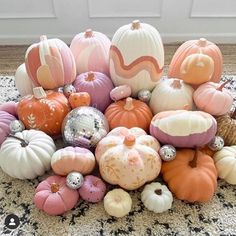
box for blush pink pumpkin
[110,85,132,101]
[34,175,79,216]
[0,102,18,117]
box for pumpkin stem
[86,72,95,81]
[170,79,182,89]
[40,35,47,41]
[131,20,141,30]
[198,38,207,47]
[51,183,60,193]
[189,149,199,168]
[155,189,162,195]
[124,97,134,111]
[84,29,93,38]
[183,104,190,110]
[33,87,47,99]
[8,134,28,147]
[124,135,136,146]
[217,80,231,91]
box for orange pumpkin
[161,149,217,202]
[18,87,70,136]
[104,97,153,132]
[68,92,91,109]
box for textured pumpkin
[161,149,218,202]
[150,110,217,148]
[168,38,223,83]
[51,146,95,176]
[149,78,194,114]
[34,175,79,215]
[213,146,236,184]
[0,102,18,117]
[105,97,153,132]
[25,35,76,89]
[70,29,111,75]
[0,130,56,179]
[95,127,161,190]
[17,87,70,136]
[73,72,114,112]
[68,92,91,109]
[194,81,233,116]
[110,20,164,96]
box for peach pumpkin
[68,92,91,109]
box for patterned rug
[0,76,236,236]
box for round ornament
[9,120,25,134]
[208,136,224,151]
[138,89,151,103]
[159,145,176,161]
[63,84,76,98]
[66,172,84,190]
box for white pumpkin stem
[124,97,134,111]
[155,189,162,195]
[124,135,136,146]
[217,80,231,91]
[33,87,47,99]
[131,20,141,30]
[198,38,207,47]
[8,134,28,147]
[40,35,47,41]
[85,29,93,38]
[51,183,59,193]
[86,72,95,81]
[170,79,182,89]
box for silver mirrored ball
[9,120,25,134]
[66,172,84,190]
[208,136,224,151]
[63,84,76,97]
[159,145,176,161]
[138,89,152,103]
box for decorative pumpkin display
[109,20,164,96]
[73,72,114,112]
[51,146,95,176]
[213,146,236,184]
[0,130,56,179]
[95,127,161,190]
[70,29,111,75]
[78,175,106,203]
[141,182,173,213]
[15,63,34,96]
[110,85,132,101]
[68,92,91,109]
[168,38,223,83]
[161,149,218,202]
[149,78,194,114]
[105,97,153,132]
[0,101,18,117]
[25,35,76,89]
[193,80,233,116]
[34,175,79,215]
[150,110,217,148]
[104,188,132,218]
[17,87,70,136]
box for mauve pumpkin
[0,102,18,117]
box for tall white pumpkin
[109,20,164,96]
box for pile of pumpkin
[0,20,236,218]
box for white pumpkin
[141,182,173,213]
[0,130,56,179]
[213,146,236,184]
[109,20,164,96]
[15,63,34,96]
[104,188,132,218]
[149,78,194,114]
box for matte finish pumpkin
[68,92,91,109]
[168,38,223,83]
[105,97,153,132]
[110,20,164,96]
[150,110,217,148]
[25,35,76,89]
[161,149,218,202]
[95,127,161,190]
[70,29,111,75]
[0,102,18,117]
[110,85,132,101]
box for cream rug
[0,76,236,236]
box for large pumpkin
[25,35,76,89]
[161,149,218,202]
[17,87,70,136]
[70,29,111,75]
[168,38,223,83]
[95,127,161,190]
[109,20,164,96]
[150,110,217,148]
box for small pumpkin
[0,102,18,117]
[110,85,132,101]
[161,149,218,202]
[68,92,91,109]
[105,97,153,132]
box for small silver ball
[9,120,25,134]
[63,84,76,97]
[138,90,152,103]
[66,172,84,190]
[159,145,176,161]
[208,136,224,151]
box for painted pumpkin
[0,102,18,117]
[110,20,164,96]
[34,175,79,215]
[105,97,153,132]
[95,127,161,190]
[70,29,111,75]
[68,92,91,109]
[150,110,217,148]
[0,130,56,179]
[168,38,223,83]
[25,35,76,89]
[161,149,218,202]
[73,72,114,112]
[194,80,233,116]
[17,87,70,136]
[149,78,194,114]
[51,146,95,176]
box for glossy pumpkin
[68,92,91,109]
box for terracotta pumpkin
[95,127,161,190]
[25,35,76,89]
[161,149,218,202]
[105,97,153,132]
[168,38,223,83]
[17,87,70,136]
[194,80,233,116]
[110,20,164,96]
[0,102,18,117]
[150,110,217,148]
[68,92,91,109]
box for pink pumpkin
[25,35,76,90]
[34,175,79,216]
[73,72,114,112]
[0,102,18,117]
[70,29,111,75]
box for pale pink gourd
[110,85,132,101]
[0,102,18,117]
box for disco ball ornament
[63,84,76,97]
[66,172,84,190]
[208,136,224,151]
[9,120,25,134]
[138,89,151,103]
[62,106,109,148]
[159,145,176,161]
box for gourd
[68,92,91,109]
